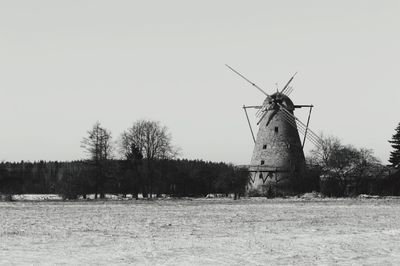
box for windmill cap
[265,92,295,110]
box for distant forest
[1,120,400,199]
[0,120,249,199]
[1,158,399,199]
[0,159,249,199]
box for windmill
[226,65,322,195]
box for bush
[0,193,13,201]
[320,177,343,197]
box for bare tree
[308,135,341,166]
[310,135,381,196]
[120,120,179,197]
[81,121,113,198]
[82,121,113,161]
[120,120,178,160]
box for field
[1,198,400,265]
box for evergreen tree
[389,123,400,168]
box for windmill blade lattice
[277,104,322,149]
[280,72,297,95]
[284,86,294,96]
[226,64,322,150]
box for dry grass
[1,198,400,265]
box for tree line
[0,120,249,199]
[306,121,400,196]
[0,159,249,199]
[1,120,399,199]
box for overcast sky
[0,1,399,164]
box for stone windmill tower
[226,65,322,195]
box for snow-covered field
[1,198,400,265]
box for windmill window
[260,160,265,165]
[263,144,267,149]
[274,127,279,133]
[259,173,263,179]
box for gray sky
[1,1,399,164]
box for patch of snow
[358,194,381,199]
[300,191,324,199]
[11,194,62,201]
